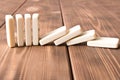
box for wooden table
[0,0,120,80]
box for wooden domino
[67,30,96,46]
[32,13,39,45]
[87,37,119,48]
[15,14,24,46]
[39,26,67,45]
[5,15,15,47]
[24,14,32,46]
[54,25,82,46]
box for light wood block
[24,14,32,46]
[87,37,119,48]
[67,30,96,46]
[15,14,24,46]
[32,13,39,45]
[39,26,67,45]
[5,15,15,47]
[54,25,82,46]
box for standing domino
[39,26,67,45]
[54,25,82,46]
[67,30,96,46]
[32,13,39,45]
[87,37,119,48]
[24,14,32,46]
[15,14,24,46]
[5,15,15,47]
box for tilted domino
[39,26,67,45]
[32,13,39,45]
[5,15,15,47]
[15,14,24,46]
[67,30,96,46]
[24,14,32,46]
[54,25,82,46]
[87,37,119,48]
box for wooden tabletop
[0,0,120,80]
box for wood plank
[15,0,62,14]
[94,0,120,19]
[91,0,120,36]
[0,0,72,80]
[60,0,120,79]
[0,0,26,27]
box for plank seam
[0,0,27,28]
[58,0,65,26]
[58,0,75,80]
[66,46,74,80]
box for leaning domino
[67,30,96,46]
[87,37,119,48]
[32,13,39,45]
[54,25,82,46]
[24,14,32,46]
[39,26,67,45]
[5,15,15,47]
[15,14,24,46]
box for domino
[67,30,96,46]
[24,14,32,46]
[39,26,67,45]
[5,15,15,47]
[32,13,39,45]
[87,37,119,48]
[15,14,24,46]
[54,25,82,46]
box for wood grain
[0,0,72,80]
[0,0,120,80]
[60,0,120,80]
[0,0,26,27]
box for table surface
[0,0,120,80]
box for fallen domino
[5,15,15,47]
[87,37,119,48]
[54,25,82,46]
[39,26,66,45]
[67,30,96,46]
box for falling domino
[87,37,119,48]
[5,15,15,47]
[24,14,32,46]
[32,13,39,45]
[39,26,67,45]
[15,14,24,46]
[54,25,82,46]
[67,30,96,46]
